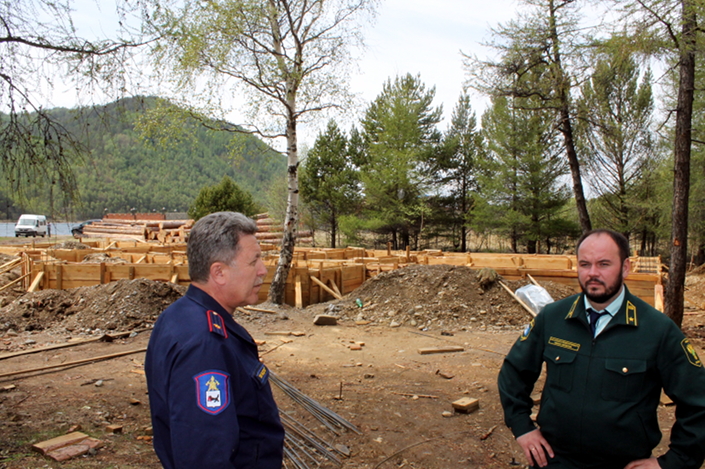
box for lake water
[0,222,76,237]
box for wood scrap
[0,347,147,379]
[243,305,277,314]
[418,346,465,355]
[499,280,537,317]
[391,391,439,399]
[310,276,343,300]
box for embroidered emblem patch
[681,339,702,367]
[548,336,581,352]
[255,363,269,384]
[194,370,230,415]
[520,318,535,341]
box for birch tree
[145,0,376,303]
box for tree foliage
[299,121,361,248]
[465,0,592,233]
[1,0,143,205]
[576,45,655,237]
[477,92,577,253]
[359,73,442,249]
[188,175,259,220]
[425,93,483,251]
[144,0,376,303]
[0,97,285,219]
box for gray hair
[187,212,258,283]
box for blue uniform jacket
[145,285,284,469]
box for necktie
[587,308,608,336]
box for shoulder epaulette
[206,310,228,338]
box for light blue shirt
[584,286,625,337]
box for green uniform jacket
[498,287,705,469]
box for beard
[580,271,623,305]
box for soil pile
[0,278,186,335]
[320,264,576,331]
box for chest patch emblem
[681,339,703,368]
[548,337,581,352]
[194,370,231,415]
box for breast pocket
[544,349,577,392]
[601,358,647,402]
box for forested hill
[3,96,286,219]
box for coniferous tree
[576,45,655,238]
[426,93,483,251]
[477,92,577,253]
[299,121,361,248]
[359,73,442,250]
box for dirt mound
[53,240,92,250]
[0,278,186,334]
[320,264,577,331]
[81,253,128,264]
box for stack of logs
[81,219,194,243]
[254,213,313,245]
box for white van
[15,214,48,237]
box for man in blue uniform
[498,229,705,469]
[145,211,284,469]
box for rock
[334,444,351,457]
[390,320,401,328]
[94,380,103,387]
[313,314,337,326]
[442,411,453,418]
[5,329,17,337]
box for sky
[346,0,517,133]
[53,0,519,148]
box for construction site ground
[1,239,705,468]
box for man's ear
[209,262,228,286]
[622,257,631,280]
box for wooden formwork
[12,242,664,309]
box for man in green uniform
[498,229,705,469]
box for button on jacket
[498,287,705,469]
[145,285,284,469]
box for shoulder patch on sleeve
[206,310,228,338]
[194,370,231,414]
[520,318,535,341]
[681,339,702,367]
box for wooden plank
[418,346,465,355]
[328,278,342,297]
[27,271,44,292]
[295,275,303,309]
[310,275,343,300]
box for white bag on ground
[515,284,554,316]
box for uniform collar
[185,284,256,345]
[566,285,639,331]
[583,285,625,318]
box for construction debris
[32,431,103,462]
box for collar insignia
[565,297,580,319]
[625,301,637,326]
[194,370,231,415]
